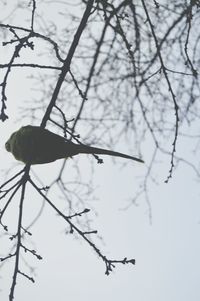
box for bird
[5,125,144,165]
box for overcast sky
[0,2,200,301]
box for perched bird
[5,125,144,165]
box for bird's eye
[5,142,11,152]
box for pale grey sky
[0,1,200,301]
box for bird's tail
[76,144,144,163]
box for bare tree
[0,0,200,300]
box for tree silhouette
[0,1,200,300]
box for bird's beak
[5,141,11,152]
